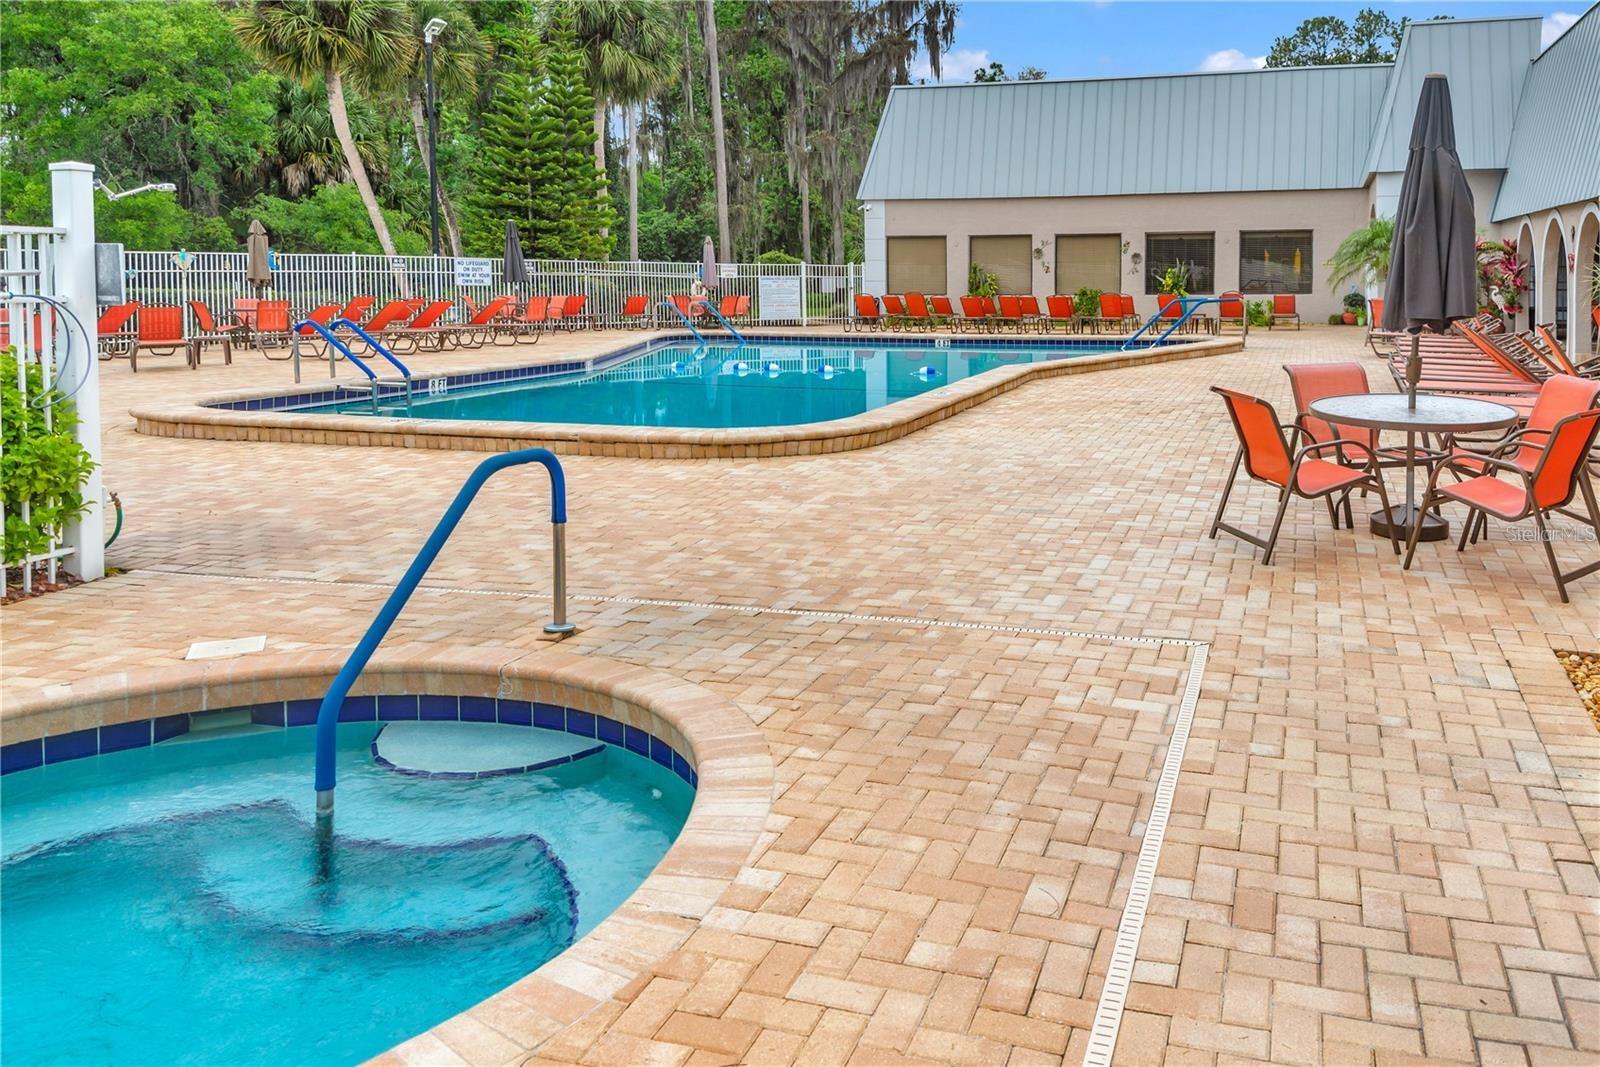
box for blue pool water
[1,722,692,1065]
[310,338,1144,428]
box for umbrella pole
[1407,332,1420,412]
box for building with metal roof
[857,7,1600,349]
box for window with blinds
[1054,234,1122,294]
[969,235,1032,294]
[1145,233,1216,294]
[886,236,948,294]
[1239,230,1313,294]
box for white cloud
[1542,11,1580,49]
[912,48,991,83]
[1197,49,1266,72]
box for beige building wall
[881,187,1372,321]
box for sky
[913,1,1588,81]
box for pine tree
[465,27,543,256]
[528,9,615,260]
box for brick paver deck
[3,327,1597,1065]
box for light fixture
[422,17,449,254]
[93,179,177,201]
[423,17,447,43]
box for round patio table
[1308,393,1519,542]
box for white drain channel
[147,565,1208,1062]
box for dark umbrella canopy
[1382,74,1478,336]
[504,221,529,288]
[245,219,272,291]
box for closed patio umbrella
[503,221,529,289]
[1381,74,1478,411]
[245,219,273,291]
[701,235,718,292]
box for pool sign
[455,258,493,287]
[758,276,803,322]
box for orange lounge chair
[340,296,376,325]
[851,294,882,332]
[503,295,550,344]
[128,305,193,372]
[289,303,342,360]
[97,302,139,359]
[560,294,592,330]
[1405,374,1600,601]
[958,296,990,332]
[1044,294,1076,333]
[1269,295,1301,330]
[880,294,908,329]
[621,294,651,328]
[381,300,455,353]
[929,295,956,324]
[544,295,570,329]
[1018,295,1043,332]
[903,292,934,331]
[1218,292,1246,333]
[1119,294,1137,331]
[1094,292,1124,334]
[186,301,242,366]
[453,295,514,349]
[251,300,293,349]
[1210,386,1400,563]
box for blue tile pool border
[2,696,697,789]
[201,331,1190,415]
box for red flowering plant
[1476,238,1529,318]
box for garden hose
[105,490,123,548]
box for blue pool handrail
[312,448,572,817]
[657,299,708,343]
[331,317,413,379]
[1120,296,1247,350]
[695,300,747,345]
[296,319,376,380]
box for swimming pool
[1,711,693,1065]
[305,336,1156,429]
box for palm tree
[394,0,481,256]
[699,0,731,261]
[1326,217,1395,292]
[232,0,414,262]
[571,1,679,260]
[259,79,387,197]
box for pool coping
[0,646,774,1064]
[130,331,1244,459]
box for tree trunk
[700,0,732,261]
[407,90,463,256]
[594,99,610,240]
[830,179,844,264]
[798,162,812,262]
[627,103,641,261]
[327,66,407,296]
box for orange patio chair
[97,302,139,359]
[453,295,514,349]
[621,294,651,328]
[851,294,882,332]
[382,299,454,353]
[1119,294,1137,330]
[904,292,934,331]
[1018,295,1043,333]
[994,295,1026,332]
[129,305,192,372]
[1209,386,1400,563]
[929,295,956,323]
[1270,294,1301,330]
[287,303,342,361]
[252,300,293,349]
[340,296,376,325]
[186,301,242,366]
[545,294,570,328]
[502,295,549,345]
[880,294,908,328]
[1283,362,1414,526]
[958,296,990,332]
[1218,292,1246,333]
[560,294,592,329]
[1044,294,1076,333]
[1405,374,1600,601]
[1095,292,1124,334]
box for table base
[1370,506,1449,543]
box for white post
[50,161,104,581]
[800,261,809,327]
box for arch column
[1574,206,1600,358]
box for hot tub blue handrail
[296,319,376,380]
[331,318,413,379]
[657,299,707,343]
[313,448,572,816]
[1120,296,1243,350]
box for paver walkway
[3,327,1597,1065]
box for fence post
[800,261,808,327]
[48,161,105,582]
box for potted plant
[967,263,999,298]
[1074,286,1103,326]
[1246,300,1272,328]
[1342,291,1366,326]
[1476,238,1529,322]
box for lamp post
[422,17,447,257]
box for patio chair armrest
[1297,437,1378,464]
[1440,451,1533,481]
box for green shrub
[1,348,96,566]
[756,250,802,265]
[1343,291,1367,311]
[967,263,999,298]
[1157,263,1190,297]
[1246,300,1273,327]
[1328,314,1343,325]
[1073,287,1104,319]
